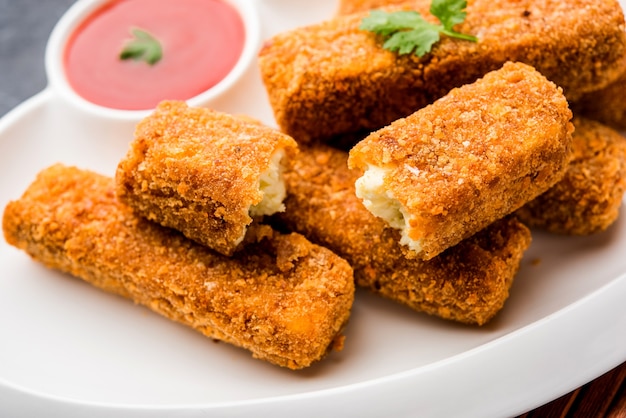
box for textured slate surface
[0,0,75,116]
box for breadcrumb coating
[573,57,626,132]
[336,0,407,15]
[116,101,298,256]
[349,62,573,260]
[3,164,354,370]
[258,0,625,143]
[517,117,626,235]
[275,144,531,325]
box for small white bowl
[45,0,261,122]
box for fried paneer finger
[116,101,298,256]
[336,0,407,15]
[573,58,626,132]
[517,117,626,235]
[3,164,354,370]
[275,144,531,326]
[349,62,572,260]
[259,0,625,143]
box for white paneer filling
[355,165,422,253]
[249,149,287,217]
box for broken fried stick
[259,0,625,143]
[275,143,531,325]
[349,62,572,260]
[517,117,626,235]
[3,164,354,370]
[116,101,298,256]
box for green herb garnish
[359,0,477,57]
[119,27,163,65]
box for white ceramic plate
[1,1,626,417]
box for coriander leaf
[430,0,468,31]
[360,10,427,36]
[383,27,440,56]
[120,28,163,65]
[359,0,477,57]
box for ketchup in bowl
[63,0,245,110]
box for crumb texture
[573,58,626,131]
[116,100,298,256]
[277,143,531,325]
[259,0,625,142]
[3,164,354,370]
[517,117,626,235]
[349,62,572,259]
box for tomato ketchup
[64,0,245,110]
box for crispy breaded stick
[573,57,626,132]
[275,144,531,325]
[116,101,298,256]
[336,0,406,15]
[259,0,625,143]
[348,62,572,260]
[3,164,354,370]
[516,117,626,235]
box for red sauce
[64,0,245,110]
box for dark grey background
[0,0,76,116]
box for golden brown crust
[115,101,298,256]
[573,57,626,132]
[349,62,572,260]
[258,0,625,143]
[3,164,354,370]
[336,0,408,15]
[276,144,531,325]
[516,117,626,235]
